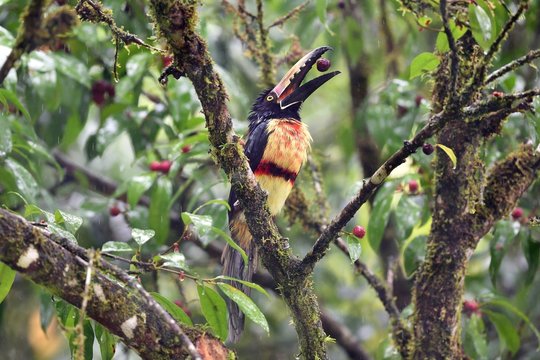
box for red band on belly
[255,162,298,183]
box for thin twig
[440,0,459,102]
[485,49,540,84]
[267,1,309,29]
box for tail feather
[221,213,257,343]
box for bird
[221,46,340,343]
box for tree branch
[0,209,231,360]
[485,49,540,85]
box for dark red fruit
[397,105,408,118]
[352,225,366,239]
[181,145,191,153]
[422,143,434,155]
[316,58,331,72]
[337,0,346,9]
[91,80,115,106]
[149,161,161,172]
[109,206,121,217]
[162,55,173,68]
[159,160,172,174]
[408,180,419,193]
[492,91,504,98]
[415,95,423,107]
[463,300,481,317]
[511,207,524,220]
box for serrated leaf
[484,310,520,354]
[131,228,155,247]
[54,210,83,234]
[150,292,193,326]
[197,284,228,340]
[409,52,440,79]
[345,234,362,262]
[48,223,78,243]
[436,143,457,169]
[181,212,212,236]
[158,252,188,271]
[215,276,270,298]
[102,241,133,253]
[217,282,269,334]
[0,262,16,304]
[127,174,155,208]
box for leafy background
[1,0,540,359]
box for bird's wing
[228,119,270,216]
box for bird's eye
[266,95,274,102]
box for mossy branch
[0,1,78,84]
[149,1,329,358]
[0,209,235,360]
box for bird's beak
[271,46,340,109]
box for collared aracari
[221,46,340,343]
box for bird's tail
[221,212,257,343]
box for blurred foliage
[0,0,540,359]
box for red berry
[415,95,423,107]
[316,58,331,72]
[462,300,481,317]
[162,55,173,68]
[492,91,504,98]
[352,225,366,239]
[408,180,419,193]
[337,1,345,9]
[181,145,191,153]
[511,207,523,220]
[422,143,434,155]
[397,105,408,118]
[109,206,121,217]
[159,160,172,174]
[149,161,161,172]
[91,80,115,106]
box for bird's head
[249,46,340,122]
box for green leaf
[158,252,188,271]
[149,177,172,244]
[483,295,540,348]
[150,292,193,326]
[82,319,95,360]
[197,284,228,341]
[192,199,231,214]
[409,52,440,79]
[315,0,334,35]
[0,116,12,157]
[211,226,248,265]
[0,89,31,122]
[436,143,457,169]
[436,20,468,52]
[102,241,133,253]
[5,159,39,202]
[48,223,78,243]
[215,276,270,298]
[95,323,116,360]
[52,53,91,88]
[39,292,55,334]
[463,314,488,360]
[345,234,362,262]
[368,182,396,250]
[217,282,269,334]
[127,174,155,208]
[521,233,540,285]
[484,310,520,354]
[181,212,212,236]
[0,262,16,304]
[131,228,155,247]
[54,210,83,234]
[469,4,492,49]
[489,220,519,287]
